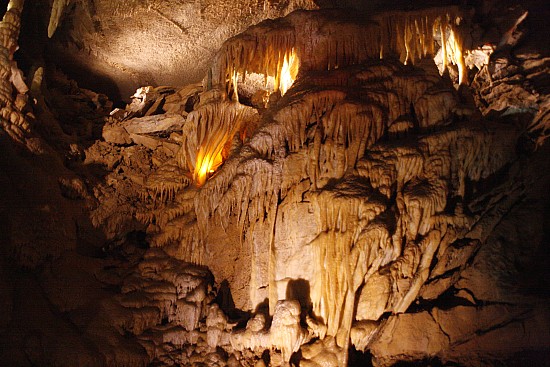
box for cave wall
[23,0,319,101]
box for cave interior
[0,0,549,366]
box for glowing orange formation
[192,51,299,185]
[178,103,257,187]
[194,142,227,186]
[278,49,300,95]
[445,27,467,85]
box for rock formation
[0,1,549,366]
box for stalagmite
[270,300,308,362]
[229,300,309,363]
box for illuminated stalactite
[176,101,259,186]
[277,48,300,95]
[47,0,69,38]
[215,23,296,99]
[228,48,300,102]
[212,6,474,99]
[373,9,470,84]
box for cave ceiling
[25,0,323,99]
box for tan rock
[369,312,449,365]
[355,272,391,321]
[102,124,131,145]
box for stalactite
[402,178,448,241]
[215,23,297,96]
[176,101,259,186]
[144,163,191,203]
[374,7,466,80]
[47,0,70,38]
[308,179,387,349]
[213,5,470,101]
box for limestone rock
[369,312,449,366]
[355,272,391,321]
[102,112,186,148]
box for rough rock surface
[21,0,319,99]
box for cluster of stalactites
[359,125,516,200]
[307,179,394,351]
[285,124,515,360]
[175,101,259,186]
[216,26,298,100]
[374,8,468,83]
[349,123,517,320]
[193,155,278,250]
[212,6,469,100]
